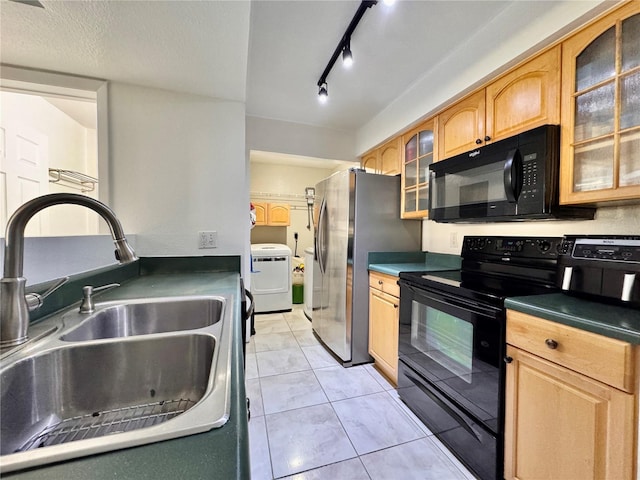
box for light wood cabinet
[252,202,290,226]
[368,271,400,385]
[401,119,436,219]
[360,137,401,176]
[253,202,267,225]
[438,46,560,160]
[361,151,379,174]
[486,45,560,141]
[504,309,636,480]
[560,2,640,205]
[438,89,486,159]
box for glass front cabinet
[561,2,640,204]
[401,119,436,219]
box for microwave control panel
[519,153,540,201]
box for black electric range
[396,236,562,480]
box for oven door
[397,281,504,480]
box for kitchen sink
[0,295,233,473]
[60,297,224,341]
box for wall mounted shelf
[49,169,98,193]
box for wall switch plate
[198,231,217,249]
[450,232,458,249]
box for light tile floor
[246,306,477,480]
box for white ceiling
[1,0,613,159]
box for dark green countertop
[3,257,250,479]
[505,293,640,344]
[368,251,461,277]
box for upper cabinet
[486,46,561,141]
[401,119,436,219]
[437,90,486,159]
[438,46,561,160]
[560,2,640,205]
[252,202,290,226]
[361,151,379,174]
[360,137,401,176]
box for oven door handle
[402,283,500,317]
[404,369,485,443]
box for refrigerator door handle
[316,198,328,275]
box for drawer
[506,309,635,392]
[369,271,400,298]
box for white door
[0,122,49,236]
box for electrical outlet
[450,232,458,249]
[198,231,217,249]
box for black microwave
[428,125,595,223]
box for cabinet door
[486,46,560,142]
[437,89,486,159]
[560,3,640,204]
[361,151,379,173]
[267,203,290,226]
[253,202,267,226]
[368,287,399,384]
[401,119,435,219]
[379,138,401,175]
[504,345,635,480]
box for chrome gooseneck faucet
[0,193,137,347]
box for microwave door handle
[503,148,523,203]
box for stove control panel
[463,236,562,258]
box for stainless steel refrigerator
[312,169,421,366]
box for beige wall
[423,204,640,254]
[250,161,352,257]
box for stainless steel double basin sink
[0,295,234,473]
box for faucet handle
[79,283,120,314]
[25,276,70,312]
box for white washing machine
[251,243,292,313]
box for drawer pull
[378,280,383,285]
[394,304,398,309]
[545,338,558,350]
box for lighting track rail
[317,0,378,102]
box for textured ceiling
[1,0,250,102]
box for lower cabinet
[504,310,636,480]
[368,272,400,385]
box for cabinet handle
[484,135,491,142]
[503,356,513,364]
[378,280,383,285]
[475,138,482,145]
[394,304,398,309]
[545,338,558,349]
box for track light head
[342,41,353,68]
[318,82,328,103]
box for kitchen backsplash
[0,235,137,286]
[423,204,640,254]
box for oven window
[410,302,473,380]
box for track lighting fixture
[342,40,353,68]
[318,82,328,103]
[316,0,378,102]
